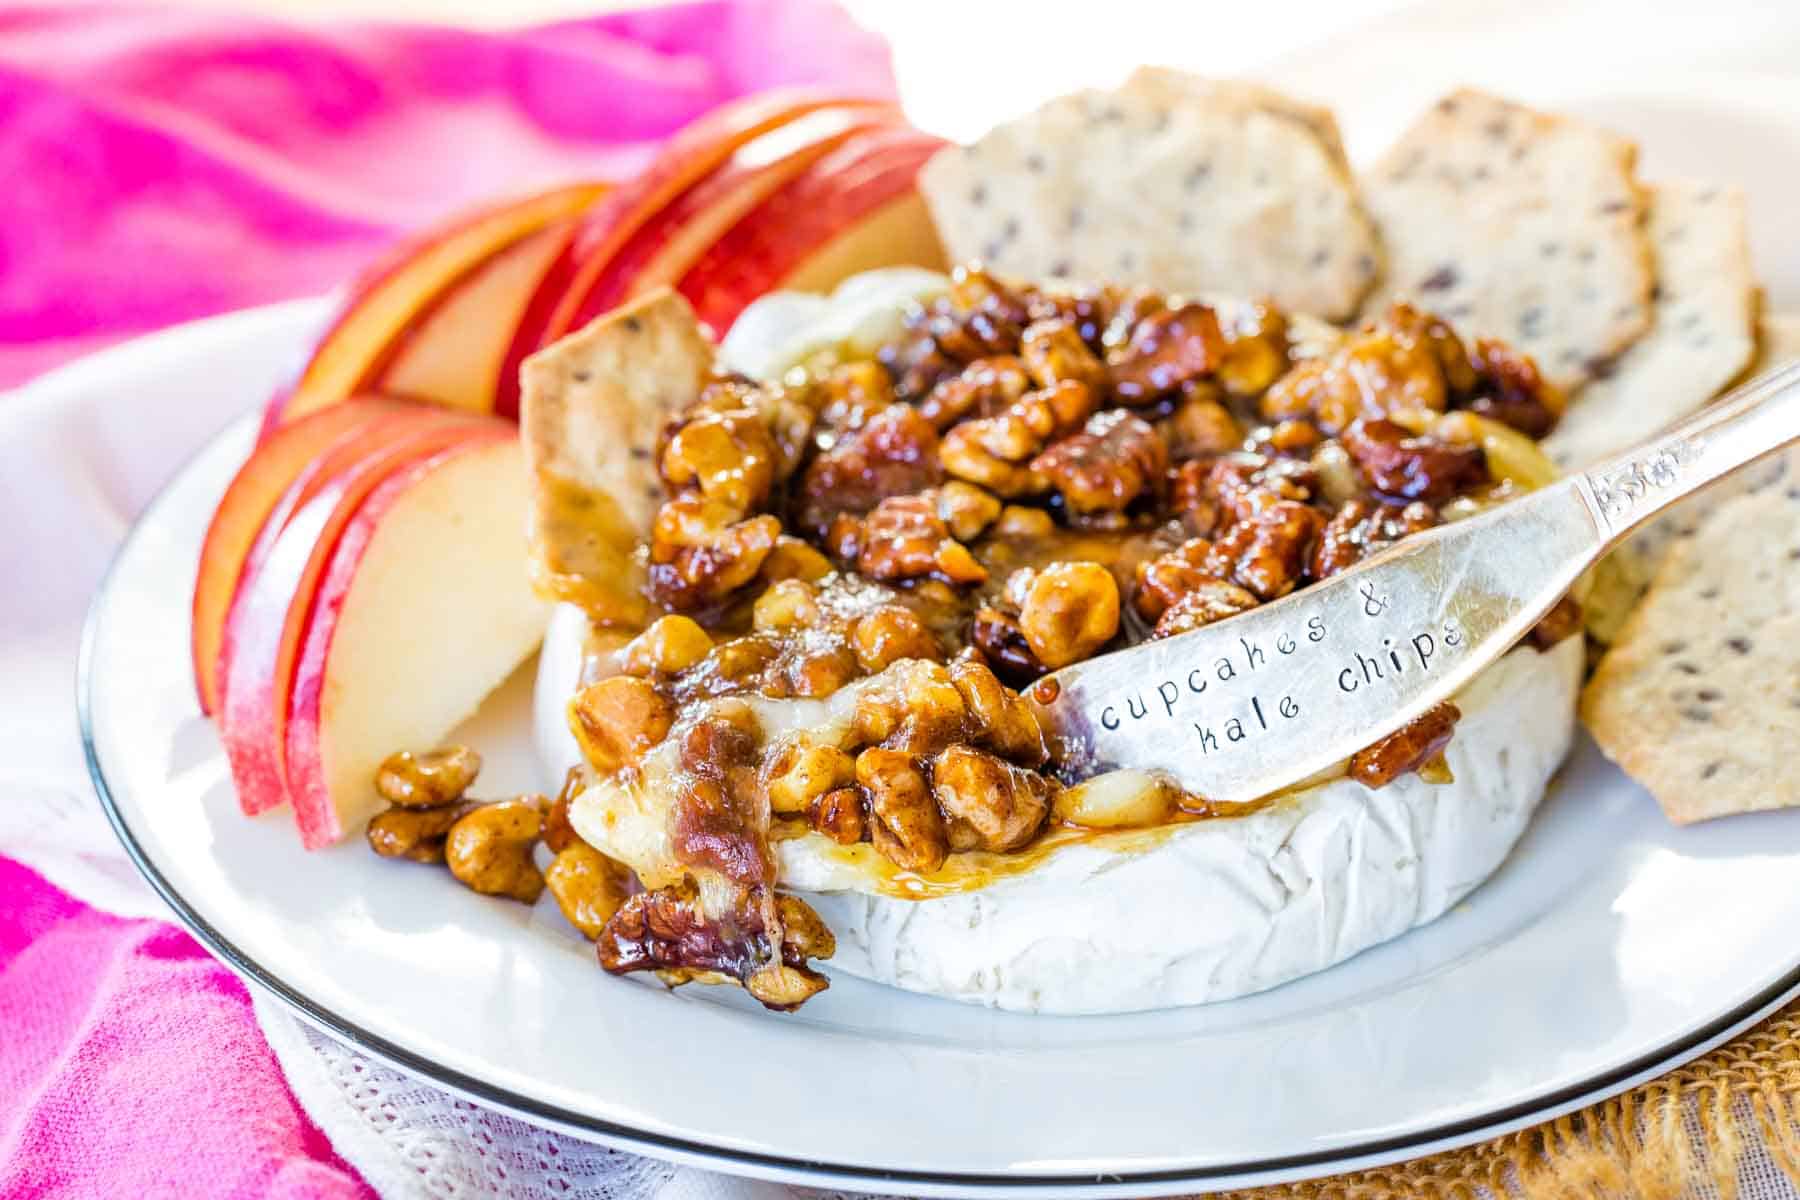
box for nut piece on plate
[1359,89,1654,393]
[1545,182,1756,470]
[1582,485,1800,823]
[520,288,716,626]
[918,69,1381,320]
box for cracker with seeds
[1582,485,1800,823]
[918,70,1381,320]
[1583,311,1799,646]
[1545,182,1756,469]
[520,288,714,627]
[1361,89,1654,393]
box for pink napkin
[0,3,893,1195]
[0,0,896,388]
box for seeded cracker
[1545,182,1756,469]
[1582,485,1800,823]
[520,288,714,626]
[1584,312,1800,646]
[1361,90,1654,394]
[917,70,1381,320]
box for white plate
[72,67,1800,1191]
[75,298,1800,1197]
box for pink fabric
[0,0,895,387]
[0,859,373,1198]
[0,3,893,1195]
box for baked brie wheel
[527,267,1582,1014]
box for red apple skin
[493,92,894,417]
[565,107,903,332]
[545,91,896,340]
[192,400,402,715]
[258,182,606,439]
[216,414,505,815]
[680,127,948,332]
[281,430,514,849]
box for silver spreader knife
[1029,361,1800,802]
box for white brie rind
[535,271,1584,1014]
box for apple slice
[494,92,895,416]
[565,106,905,331]
[373,216,578,413]
[217,413,506,814]
[192,399,403,715]
[681,127,948,332]
[260,182,607,437]
[285,435,547,849]
[543,91,896,343]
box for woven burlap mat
[1218,997,1800,1199]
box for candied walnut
[1348,702,1461,789]
[1205,499,1324,600]
[571,676,674,771]
[948,264,1032,324]
[991,504,1056,540]
[1312,499,1439,578]
[931,745,1054,853]
[856,746,949,874]
[922,275,1025,362]
[933,481,1003,542]
[648,495,781,609]
[1250,419,1323,459]
[622,615,713,677]
[1216,302,1291,398]
[940,421,1047,498]
[596,884,829,1011]
[1031,410,1167,517]
[774,641,860,699]
[852,494,988,586]
[545,843,632,939]
[881,323,957,403]
[752,578,821,632]
[1101,286,1170,353]
[375,746,481,810]
[1261,303,1471,434]
[1108,304,1227,403]
[1021,318,1107,390]
[1017,561,1121,669]
[683,635,781,698]
[366,802,475,863]
[761,735,855,815]
[793,405,943,536]
[660,405,777,514]
[851,604,942,671]
[1342,419,1489,504]
[446,797,547,904]
[948,657,1046,765]
[1464,337,1565,438]
[1134,538,1217,621]
[1529,594,1583,650]
[1025,283,1116,349]
[758,535,834,584]
[809,786,867,845]
[918,355,1030,428]
[1163,387,1244,459]
[816,360,895,435]
[1153,579,1261,638]
[1201,455,1317,526]
[969,606,1046,686]
[671,709,770,886]
[542,766,583,854]
[852,660,968,753]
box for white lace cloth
[8,2,1800,1196]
